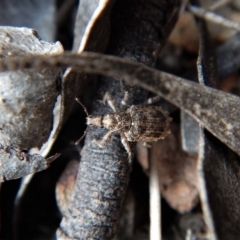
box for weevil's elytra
[125,105,171,142]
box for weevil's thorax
[102,112,131,131]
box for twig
[188,5,240,31]
[1,52,240,158]
[15,174,34,204]
[208,0,231,11]
[150,147,161,240]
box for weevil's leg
[144,95,161,105]
[103,92,117,112]
[119,80,130,109]
[121,134,132,161]
[93,130,114,147]
[121,91,130,110]
[75,98,89,116]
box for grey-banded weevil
[77,92,171,159]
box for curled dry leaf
[194,7,240,238]
[0,27,63,181]
[150,123,199,214]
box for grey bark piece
[0,145,59,181]
[0,0,56,42]
[0,27,62,57]
[0,27,63,181]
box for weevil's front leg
[103,92,117,112]
[119,80,130,109]
[93,130,114,148]
[121,91,130,110]
[120,134,132,162]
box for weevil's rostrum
[125,105,171,141]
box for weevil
[77,92,171,159]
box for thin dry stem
[1,52,240,158]
[150,148,161,240]
[208,0,231,11]
[189,5,240,31]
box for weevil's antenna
[75,98,89,145]
[76,98,89,116]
